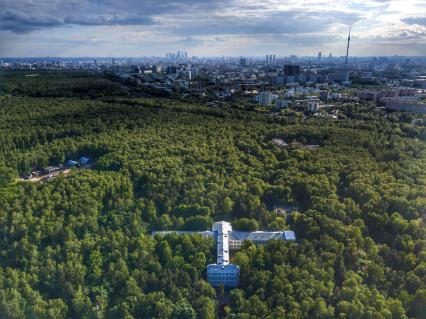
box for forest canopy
[0,70,425,318]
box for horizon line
[2,55,426,59]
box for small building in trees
[79,156,90,164]
[43,166,61,174]
[66,160,78,167]
[272,138,289,149]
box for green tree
[172,299,196,319]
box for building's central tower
[207,221,240,287]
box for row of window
[207,272,238,276]
[209,279,239,284]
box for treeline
[0,70,128,98]
[0,77,425,318]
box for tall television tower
[345,25,351,64]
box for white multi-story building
[307,99,321,112]
[254,92,279,106]
[153,221,296,288]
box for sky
[0,0,425,57]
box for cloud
[0,0,227,33]
[403,17,426,26]
[170,10,362,37]
[0,0,425,56]
[214,37,226,42]
[64,15,154,27]
[0,9,63,33]
[0,0,366,34]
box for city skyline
[1,0,426,57]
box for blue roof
[283,231,296,240]
[66,160,78,166]
[79,157,90,163]
[152,231,214,238]
[229,230,296,241]
[152,230,296,241]
[207,263,240,273]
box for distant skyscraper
[318,52,322,60]
[273,54,276,63]
[240,57,247,66]
[254,91,279,105]
[266,54,269,63]
[284,64,300,76]
[284,64,300,84]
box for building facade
[307,99,320,112]
[254,92,278,105]
[385,97,426,114]
[206,264,240,287]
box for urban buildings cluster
[165,51,189,61]
[2,55,426,115]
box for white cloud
[0,0,425,56]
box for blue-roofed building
[66,160,78,167]
[153,220,296,288]
[207,264,239,287]
[228,230,296,250]
[79,156,90,164]
[283,230,296,240]
[206,221,239,287]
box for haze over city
[1,0,426,57]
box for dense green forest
[0,71,425,318]
[0,70,128,98]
